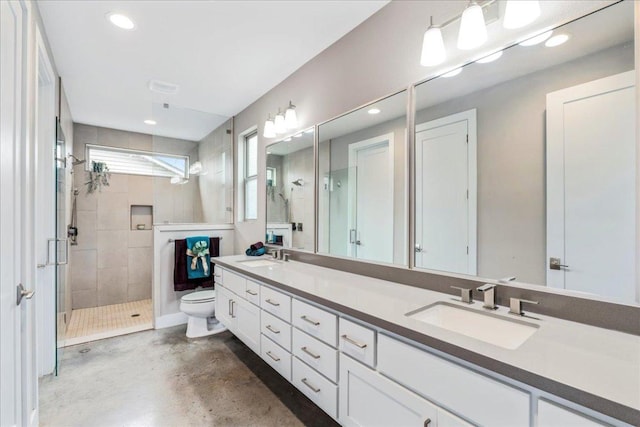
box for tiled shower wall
[70,124,201,309]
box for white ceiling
[38,0,389,141]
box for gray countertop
[214,255,640,425]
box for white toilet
[179,290,227,338]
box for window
[86,144,189,179]
[244,132,258,220]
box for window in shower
[243,131,258,220]
[85,144,190,179]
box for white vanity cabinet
[537,400,608,427]
[233,296,261,354]
[215,285,234,330]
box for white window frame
[237,127,258,221]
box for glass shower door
[55,119,68,374]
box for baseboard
[155,312,188,329]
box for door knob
[16,283,35,306]
[549,257,569,270]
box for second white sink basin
[237,259,277,268]
[406,302,538,350]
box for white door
[339,354,438,427]
[348,133,394,263]
[547,71,636,302]
[1,1,37,425]
[415,110,477,275]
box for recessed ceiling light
[545,34,569,48]
[519,30,553,47]
[476,51,503,64]
[107,13,135,30]
[368,108,381,115]
[144,119,156,125]
[442,67,463,78]
[267,151,272,154]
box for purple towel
[250,241,264,251]
[173,237,220,292]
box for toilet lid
[181,290,216,303]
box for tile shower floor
[64,299,152,346]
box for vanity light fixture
[442,67,463,78]
[367,108,381,115]
[170,176,188,185]
[519,30,552,46]
[189,161,203,175]
[457,1,487,50]
[476,50,503,63]
[274,109,286,134]
[545,34,569,48]
[263,114,276,138]
[284,101,298,129]
[143,119,156,125]
[503,0,541,29]
[420,17,446,66]
[107,13,135,30]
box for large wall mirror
[318,91,408,266]
[412,1,637,304]
[266,128,315,251]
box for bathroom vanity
[214,256,639,427]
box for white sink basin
[237,259,277,268]
[406,302,539,350]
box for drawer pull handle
[424,418,431,427]
[265,298,280,306]
[341,334,367,349]
[266,351,280,362]
[301,346,321,359]
[246,289,258,296]
[300,315,320,326]
[301,378,321,393]
[265,325,280,334]
[228,299,232,316]
[214,274,222,278]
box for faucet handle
[450,286,473,304]
[509,297,539,316]
[476,283,495,292]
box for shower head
[291,178,304,187]
[68,154,86,166]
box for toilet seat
[181,290,216,304]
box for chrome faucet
[509,297,539,316]
[476,284,497,310]
[271,248,284,260]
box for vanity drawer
[245,280,261,306]
[260,286,291,322]
[378,334,529,427]
[221,269,246,296]
[339,318,376,367]
[292,329,338,382]
[537,399,607,427]
[261,310,291,352]
[292,299,337,347]
[292,357,338,419]
[261,335,291,382]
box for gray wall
[70,124,201,309]
[415,43,634,285]
[231,0,612,259]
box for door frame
[546,70,636,292]
[346,132,395,259]
[415,109,478,275]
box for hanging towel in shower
[186,236,210,279]
[174,237,220,291]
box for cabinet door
[235,297,261,354]
[339,354,438,427]
[216,286,234,332]
[537,400,607,427]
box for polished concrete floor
[40,326,339,427]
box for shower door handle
[349,229,356,244]
[57,238,69,265]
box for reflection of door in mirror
[547,71,636,302]
[415,110,477,275]
[347,134,394,263]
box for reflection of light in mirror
[545,34,569,47]
[304,128,314,134]
[519,30,553,46]
[503,0,540,29]
[143,119,156,125]
[476,51,503,64]
[294,133,302,138]
[442,67,463,78]
[457,2,487,50]
[367,108,381,115]
[284,137,292,142]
